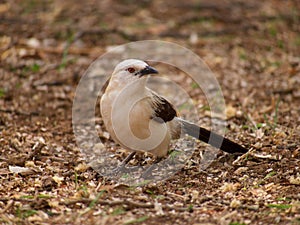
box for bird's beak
[137,66,158,77]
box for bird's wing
[149,91,177,123]
[101,77,111,94]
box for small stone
[9,165,31,174]
[25,161,35,167]
[289,176,300,185]
[52,175,64,185]
[226,105,237,118]
[230,199,241,208]
[236,110,243,118]
[220,182,239,192]
[191,190,199,202]
[102,132,110,139]
[234,167,248,175]
[75,163,89,172]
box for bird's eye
[127,67,135,73]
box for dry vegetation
[0,0,300,224]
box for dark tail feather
[180,119,248,154]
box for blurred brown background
[0,1,299,224]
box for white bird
[100,59,247,172]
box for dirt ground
[0,0,300,224]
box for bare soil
[0,0,299,224]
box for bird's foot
[140,157,163,179]
[140,165,156,179]
[108,165,126,176]
[108,165,140,177]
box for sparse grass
[238,48,247,60]
[99,21,109,29]
[30,63,40,72]
[191,82,199,89]
[169,149,182,160]
[58,33,75,70]
[20,195,34,199]
[270,61,281,68]
[244,114,260,132]
[294,35,300,46]
[190,17,215,27]
[89,191,105,208]
[276,197,291,202]
[254,171,277,187]
[111,206,126,216]
[19,63,41,77]
[267,204,292,210]
[132,180,151,187]
[277,39,284,49]
[229,222,246,225]
[145,189,165,199]
[0,88,6,98]
[264,97,280,130]
[20,194,53,199]
[16,208,37,220]
[245,97,280,133]
[145,189,154,195]
[21,0,44,14]
[77,190,106,216]
[121,173,130,179]
[187,204,193,211]
[268,24,278,37]
[79,184,89,196]
[199,104,210,111]
[1,1,300,224]
[264,171,276,179]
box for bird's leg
[140,157,163,179]
[121,151,136,165]
[110,152,136,175]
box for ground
[0,0,300,224]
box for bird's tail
[177,118,248,154]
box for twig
[233,148,282,165]
[0,196,199,212]
[61,198,153,208]
[272,88,294,95]
[0,200,14,214]
[17,38,104,57]
[0,197,35,202]
[249,152,282,161]
[232,148,254,165]
[73,28,136,42]
[28,141,46,160]
[35,46,103,56]
[61,198,188,211]
[0,108,39,116]
[166,191,189,201]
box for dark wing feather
[151,93,177,123]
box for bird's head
[112,59,158,82]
